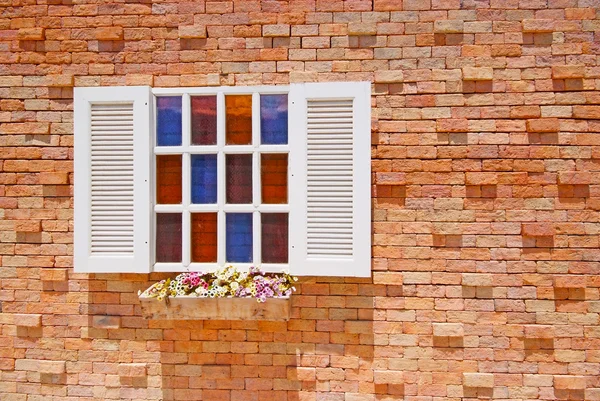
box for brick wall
[1,1,600,400]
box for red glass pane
[261,154,287,204]
[156,155,182,204]
[261,213,288,263]
[191,96,217,145]
[226,154,252,204]
[191,213,217,263]
[226,95,252,145]
[156,213,182,262]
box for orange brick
[95,27,123,40]
[178,25,207,39]
[18,27,45,40]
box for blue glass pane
[156,96,182,146]
[260,94,288,144]
[226,213,253,263]
[191,154,217,204]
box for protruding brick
[47,75,74,87]
[178,25,207,39]
[348,22,377,36]
[0,122,50,134]
[552,65,585,79]
[118,363,147,377]
[554,375,587,390]
[434,20,464,33]
[462,274,493,286]
[18,28,45,40]
[95,27,124,40]
[14,314,42,327]
[463,373,494,388]
[40,269,68,281]
[522,223,554,236]
[374,70,403,83]
[526,118,559,133]
[554,275,587,288]
[462,67,493,81]
[433,323,464,337]
[263,24,290,37]
[374,370,403,384]
[39,360,66,374]
[522,19,555,32]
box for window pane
[226,154,252,204]
[191,154,217,204]
[191,96,217,145]
[262,213,288,263]
[226,213,252,263]
[156,155,182,204]
[260,94,288,144]
[156,97,182,146]
[225,95,252,145]
[156,213,182,262]
[261,154,287,204]
[191,213,217,263]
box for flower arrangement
[139,265,297,303]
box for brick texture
[1,1,600,401]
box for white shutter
[74,86,151,273]
[289,82,371,277]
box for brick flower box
[139,295,291,321]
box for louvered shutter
[289,82,371,277]
[74,86,151,273]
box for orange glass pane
[261,154,287,204]
[191,213,217,263]
[226,95,252,145]
[156,155,182,204]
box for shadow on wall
[76,274,384,401]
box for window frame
[74,82,372,277]
[151,86,291,273]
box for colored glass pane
[156,97,182,146]
[191,213,217,263]
[261,154,287,204]
[225,95,252,145]
[191,96,217,145]
[156,155,182,204]
[226,154,252,204]
[260,94,288,144]
[261,213,288,263]
[226,213,252,263]
[156,213,182,262]
[191,154,217,204]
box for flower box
[139,295,291,321]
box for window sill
[139,295,291,321]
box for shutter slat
[89,103,135,255]
[305,95,355,256]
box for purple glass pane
[261,213,288,264]
[260,94,288,144]
[226,154,252,204]
[156,213,182,262]
[191,96,217,145]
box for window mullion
[217,91,226,267]
[182,94,191,268]
[252,92,261,266]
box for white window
[74,82,371,277]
